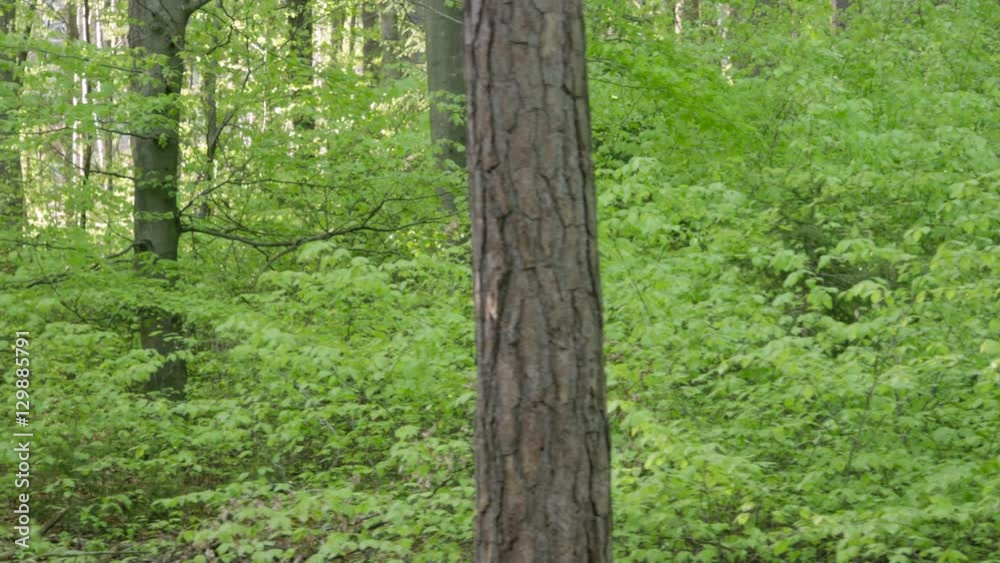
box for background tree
[287,0,315,130]
[362,5,379,77]
[466,0,612,560]
[674,0,699,34]
[426,0,464,212]
[0,0,25,235]
[380,3,401,81]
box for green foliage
[1,0,997,561]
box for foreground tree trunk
[128,0,206,397]
[426,0,464,212]
[466,0,612,561]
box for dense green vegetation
[1,0,998,561]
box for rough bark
[287,0,314,129]
[0,0,25,234]
[128,0,201,397]
[674,0,699,34]
[832,0,850,29]
[466,0,612,561]
[426,0,464,213]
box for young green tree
[466,0,612,560]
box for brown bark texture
[466,0,612,561]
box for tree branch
[184,0,215,15]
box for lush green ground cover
[1,1,997,560]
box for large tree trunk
[128,0,199,397]
[0,0,25,235]
[426,0,464,213]
[466,0,613,561]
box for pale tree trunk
[68,0,95,230]
[0,0,25,234]
[674,0,699,34]
[89,0,113,195]
[65,0,81,227]
[128,0,207,397]
[426,0,464,213]
[466,0,613,560]
[718,2,734,81]
[832,0,850,29]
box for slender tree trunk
[202,30,221,197]
[0,0,25,234]
[426,0,464,213]
[287,0,315,130]
[674,0,699,34]
[94,2,113,195]
[718,2,733,80]
[832,0,850,29]
[128,0,202,397]
[65,0,83,228]
[327,7,344,65]
[466,0,612,560]
[380,5,400,81]
[71,0,95,230]
[362,6,379,78]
